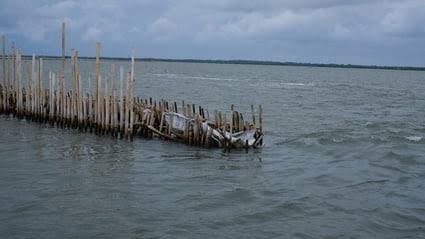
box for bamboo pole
[95,42,101,125]
[55,72,60,125]
[17,48,20,116]
[61,22,66,123]
[98,74,103,133]
[2,35,5,112]
[129,49,135,140]
[105,77,109,134]
[71,49,76,125]
[124,72,130,139]
[119,66,124,136]
[31,55,35,114]
[78,74,82,127]
[110,64,116,136]
[88,76,92,128]
[6,49,10,112]
[49,71,53,120]
[230,104,234,134]
[38,58,43,120]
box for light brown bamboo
[95,42,101,125]
[105,78,109,134]
[38,58,43,119]
[129,49,135,140]
[110,64,116,135]
[124,72,130,139]
[119,66,124,135]
[230,104,234,133]
[2,35,5,111]
[61,22,66,122]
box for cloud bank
[0,0,424,66]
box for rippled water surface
[1,61,425,238]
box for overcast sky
[1,0,424,66]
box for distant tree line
[22,55,425,71]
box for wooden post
[230,104,234,134]
[30,55,35,115]
[124,72,130,139]
[129,49,135,140]
[119,66,124,137]
[239,113,244,132]
[2,35,5,112]
[51,71,55,121]
[104,78,109,134]
[17,49,22,117]
[110,64,116,136]
[55,72,59,124]
[95,42,101,125]
[61,22,66,122]
[88,76,92,129]
[38,58,43,120]
[222,113,227,149]
[96,74,101,132]
[72,49,77,125]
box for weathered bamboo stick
[61,23,66,123]
[124,72,130,139]
[110,64,116,136]
[230,104,234,134]
[38,58,43,120]
[129,49,135,140]
[2,35,5,112]
[118,66,123,137]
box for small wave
[281,82,315,87]
[405,136,423,142]
[346,179,388,188]
[152,73,237,81]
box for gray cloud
[0,0,424,66]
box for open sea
[1,61,425,238]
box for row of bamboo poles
[0,23,263,150]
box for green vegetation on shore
[22,55,425,71]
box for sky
[0,0,424,66]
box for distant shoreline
[21,55,425,71]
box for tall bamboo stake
[2,35,5,111]
[38,58,43,119]
[124,72,130,139]
[129,49,135,140]
[95,42,101,125]
[119,66,124,134]
[61,22,66,121]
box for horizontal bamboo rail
[0,23,263,151]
